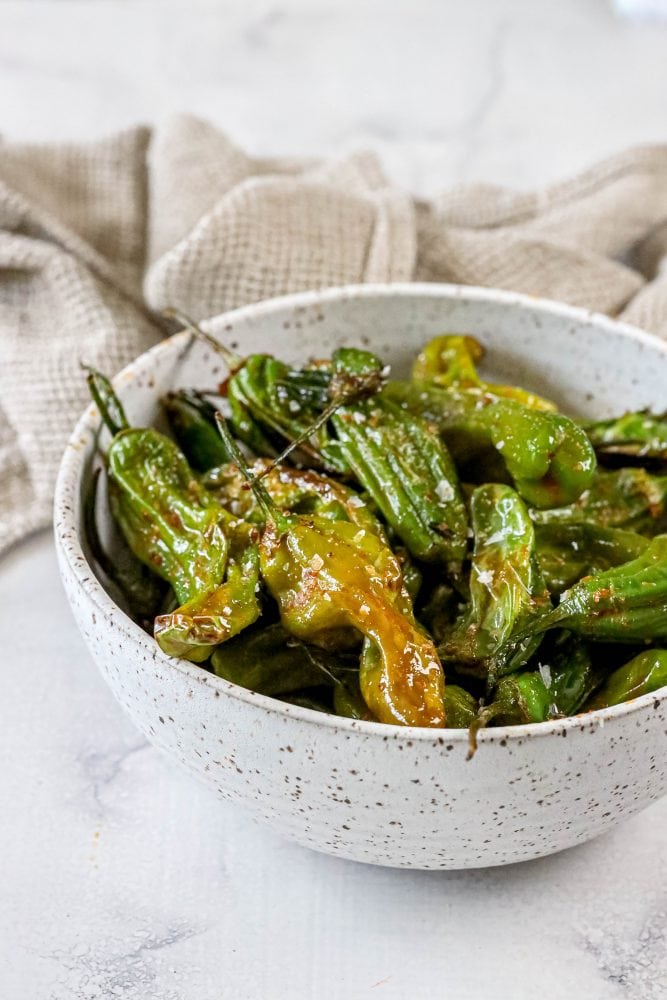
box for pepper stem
[83,365,129,437]
[214,411,285,526]
[466,704,498,760]
[248,395,347,486]
[162,307,243,369]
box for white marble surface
[1,2,667,998]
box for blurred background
[1,0,666,194]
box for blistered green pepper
[441,484,551,680]
[482,638,600,726]
[534,522,650,594]
[385,382,596,509]
[154,538,261,662]
[412,333,556,411]
[215,417,446,727]
[331,397,468,571]
[211,623,359,697]
[531,467,667,535]
[205,459,382,537]
[226,347,387,473]
[467,637,602,754]
[84,467,165,624]
[87,369,259,662]
[584,649,667,709]
[163,390,233,471]
[86,370,230,606]
[584,410,667,463]
[520,535,667,643]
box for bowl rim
[54,281,667,744]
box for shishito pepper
[384,381,596,509]
[153,538,261,662]
[169,316,469,573]
[223,342,469,572]
[83,467,164,623]
[481,638,601,727]
[330,397,468,571]
[412,333,556,411]
[216,415,446,727]
[163,389,234,472]
[584,410,667,463]
[211,622,362,698]
[86,369,260,662]
[531,467,667,535]
[467,636,602,754]
[204,459,382,536]
[239,348,467,575]
[534,522,650,594]
[87,370,229,605]
[441,484,551,681]
[584,649,667,709]
[517,534,667,643]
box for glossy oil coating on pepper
[412,333,556,411]
[385,381,597,509]
[259,512,446,727]
[584,410,667,462]
[584,649,667,709]
[531,467,667,534]
[522,535,667,643]
[214,415,446,727]
[441,484,552,681]
[85,321,667,738]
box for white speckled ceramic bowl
[55,284,667,869]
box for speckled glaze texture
[54,284,667,869]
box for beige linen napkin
[1,113,667,555]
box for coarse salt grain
[538,662,552,688]
[435,479,455,503]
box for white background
[1,2,666,998]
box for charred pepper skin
[441,484,551,682]
[584,649,667,709]
[521,534,667,643]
